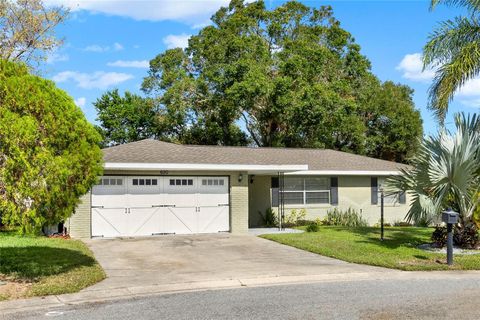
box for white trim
[104,162,308,173]
[285,170,401,176]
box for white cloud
[113,42,124,51]
[83,42,124,52]
[107,60,149,68]
[46,51,69,64]
[74,97,86,107]
[456,78,480,96]
[53,71,134,89]
[396,53,436,82]
[163,33,191,49]
[44,0,229,23]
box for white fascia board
[104,162,309,173]
[285,170,402,176]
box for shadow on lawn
[329,227,432,250]
[0,246,97,280]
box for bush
[306,223,319,232]
[323,208,368,227]
[258,208,277,227]
[283,209,307,227]
[431,224,479,249]
[393,220,413,227]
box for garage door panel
[198,206,229,233]
[92,207,128,237]
[163,207,197,234]
[128,207,162,236]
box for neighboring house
[67,139,410,238]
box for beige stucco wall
[68,170,250,238]
[250,175,411,226]
[67,191,91,238]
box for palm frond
[430,0,480,12]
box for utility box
[442,211,459,224]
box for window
[132,178,158,186]
[96,177,123,186]
[377,178,402,204]
[202,178,225,187]
[282,177,330,205]
[170,178,194,186]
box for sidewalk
[2,270,480,316]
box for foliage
[393,220,414,227]
[94,89,160,147]
[0,231,105,300]
[258,208,277,227]
[262,226,480,271]
[0,0,68,68]
[0,60,103,234]
[387,113,480,228]
[306,222,319,232]
[323,208,368,227]
[283,208,307,227]
[431,225,479,249]
[140,0,422,162]
[423,0,480,121]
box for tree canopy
[0,60,103,233]
[96,0,422,162]
[0,0,68,68]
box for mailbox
[442,210,459,224]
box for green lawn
[261,226,480,271]
[0,231,105,300]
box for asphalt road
[4,277,480,320]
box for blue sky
[44,0,478,135]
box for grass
[261,226,480,271]
[0,230,105,300]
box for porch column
[230,171,249,234]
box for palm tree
[387,113,480,227]
[423,0,480,122]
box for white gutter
[285,170,401,176]
[104,162,309,173]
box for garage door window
[170,179,194,186]
[133,178,158,186]
[97,178,123,186]
[202,179,224,186]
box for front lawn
[0,231,105,300]
[261,226,480,271]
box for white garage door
[91,176,229,237]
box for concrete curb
[2,270,480,315]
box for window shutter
[330,177,338,205]
[399,191,406,204]
[271,177,279,207]
[371,177,378,205]
[271,177,279,188]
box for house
[67,139,410,238]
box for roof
[102,139,408,174]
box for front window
[282,177,330,205]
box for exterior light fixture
[238,173,243,183]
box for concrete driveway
[83,234,395,294]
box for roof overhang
[104,162,309,173]
[285,170,401,176]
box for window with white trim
[282,177,330,205]
[201,178,225,186]
[132,178,158,186]
[97,178,123,186]
[378,178,399,204]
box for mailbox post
[442,208,459,266]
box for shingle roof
[102,139,408,172]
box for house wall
[68,170,249,238]
[249,175,411,226]
[66,192,91,238]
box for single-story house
[67,139,410,238]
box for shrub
[306,223,319,232]
[284,209,307,227]
[393,220,413,227]
[323,208,368,227]
[258,208,277,227]
[431,224,479,249]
